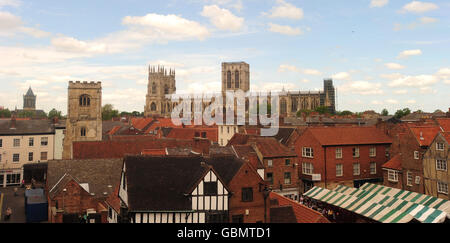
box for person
[14,187,18,196]
[4,207,12,221]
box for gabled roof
[47,159,123,200]
[270,206,298,223]
[305,126,392,146]
[123,155,228,211]
[408,125,441,147]
[0,119,54,135]
[382,154,402,171]
[253,137,297,158]
[204,155,244,186]
[270,192,330,223]
[273,128,296,145]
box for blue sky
[0,0,449,115]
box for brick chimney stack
[10,114,16,129]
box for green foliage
[0,108,11,118]
[48,108,62,119]
[394,108,411,119]
[381,108,389,116]
[296,109,312,117]
[314,106,329,115]
[102,104,120,121]
[337,110,353,116]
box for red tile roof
[306,126,392,146]
[408,126,441,147]
[253,137,297,158]
[105,184,121,213]
[269,192,330,223]
[130,118,154,130]
[382,154,402,171]
[165,127,218,142]
[107,126,122,135]
[437,118,450,132]
[141,149,167,156]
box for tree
[337,110,353,116]
[314,106,329,115]
[0,108,11,118]
[394,108,411,119]
[381,108,389,116]
[102,104,119,121]
[296,109,312,117]
[48,108,62,119]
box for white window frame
[437,181,448,195]
[336,148,342,159]
[284,172,292,185]
[436,143,445,151]
[370,162,377,175]
[302,162,314,175]
[369,147,376,157]
[353,163,360,176]
[13,138,20,147]
[336,164,343,177]
[353,147,360,158]
[29,137,34,147]
[267,160,273,168]
[387,170,399,182]
[436,160,447,171]
[414,151,419,160]
[406,171,413,186]
[41,137,48,146]
[13,153,20,163]
[40,151,48,161]
[302,147,314,158]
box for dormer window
[79,95,90,107]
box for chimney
[52,116,59,124]
[10,114,16,129]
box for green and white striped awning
[304,183,450,223]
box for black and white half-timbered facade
[118,155,231,223]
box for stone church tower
[23,87,36,111]
[144,66,176,117]
[222,62,250,93]
[62,81,102,159]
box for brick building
[295,127,392,192]
[423,132,449,199]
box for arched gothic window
[227,71,232,89]
[235,71,240,88]
[280,99,287,115]
[80,127,87,137]
[152,83,157,94]
[164,85,169,95]
[151,102,157,111]
[291,97,298,112]
[79,95,90,107]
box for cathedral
[144,62,336,118]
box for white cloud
[201,5,244,32]
[0,0,21,8]
[385,63,406,70]
[386,99,399,104]
[394,90,408,94]
[380,73,403,80]
[371,100,384,105]
[265,0,304,20]
[251,82,298,92]
[401,1,439,14]
[370,0,389,8]
[268,23,302,36]
[339,81,384,95]
[332,72,351,80]
[0,11,50,38]
[278,64,321,76]
[406,99,416,104]
[204,0,243,12]
[398,49,422,59]
[419,87,437,94]
[388,74,439,87]
[420,17,438,23]
[51,37,109,54]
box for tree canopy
[102,104,120,121]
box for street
[0,187,26,223]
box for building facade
[144,66,176,117]
[63,81,102,159]
[423,132,449,199]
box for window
[353,163,360,176]
[436,143,445,151]
[40,152,47,161]
[0,154,2,162]
[437,181,448,195]
[28,152,33,162]
[407,171,413,186]
[285,159,291,166]
[235,71,240,88]
[81,127,86,137]
[370,162,377,174]
[41,137,48,146]
[0,139,2,147]
[108,208,113,219]
[122,173,126,190]
[227,71,232,88]
[352,147,360,158]
[388,170,399,182]
[336,164,343,177]
[267,160,273,167]
[194,132,200,137]
[414,151,419,159]
[267,173,273,184]
[79,95,90,107]
[369,147,376,157]
[201,132,207,138]
[302,162,314,175]
[336,148,342,159]
[14,138,20,147]
[302,147,314,158]
[242,187,253,202]
[436,160,447,171]
[204,181,218,196]
[284,172,291,185]
[29,137,34,147]
[152,83,157,94]
[13,153,20,162]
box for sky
[0,0,449,115]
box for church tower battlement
[144,65,176,117]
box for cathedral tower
[144,65,176,117]
[23,87,36,111]
[222,62,250,93]
[63,81,102,159]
